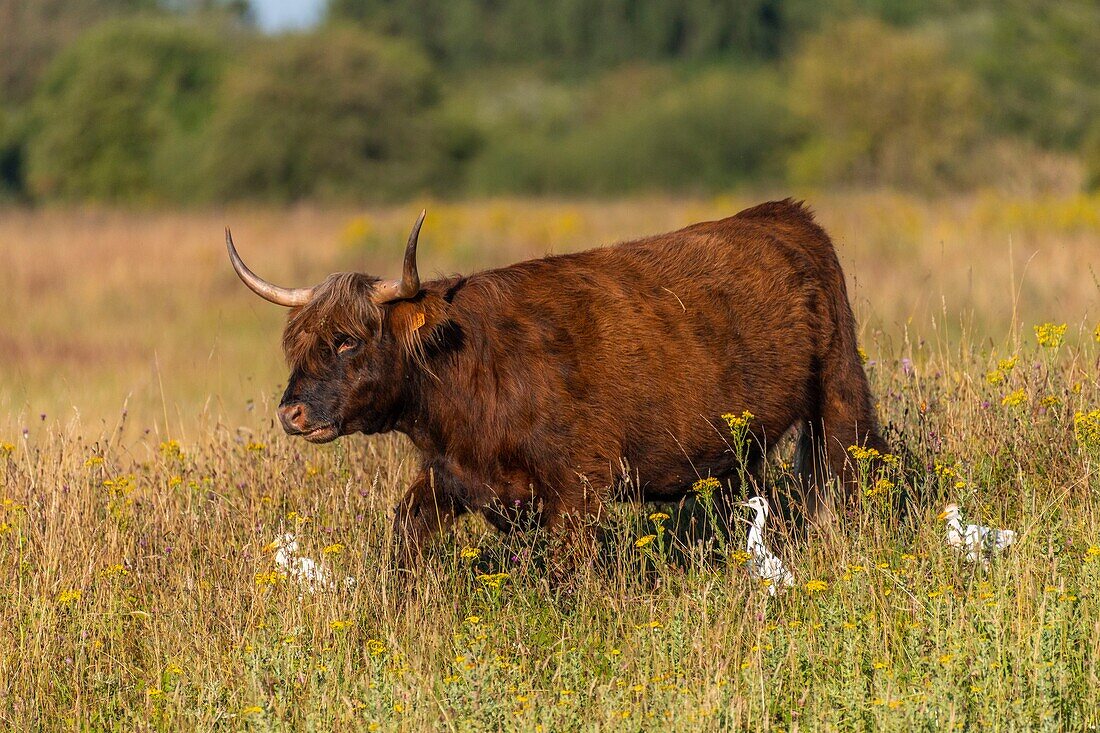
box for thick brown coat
[265,199,885,560]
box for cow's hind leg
[813,354,888,519]
[792,419,830,525]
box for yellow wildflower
[634,534,656,549]
[330,619,352,631]
[246,441,266,453]
[1074,410,1100,453]
[857,346,868,365]
[1001,389,1027,407]
[57,589,82,605]
[158,440,183,461]
[322,543,344,555]
[985,370,1004,385]
[1094,323,1100,343]
[84,455,104,467]
[729,550,750,565]
[865,478,893,499]
[692,477,721,500]
[998,355,1019,372]
[241,706,263,716]
[254,570,285,586]
[847,445,881,462]
[465,615,481,624]
[1085,545,1100,561]
[1040,395,1060,408]
[476,572,509,588]
[0,442,14,455]
[721,411,754,432]
[460,546,481,562]
[147,687,164,697]
[102,475,135,494]
[1034,322,1066,348]
[367,639,386,656]
[648,511,670,523]
[804,579,828,593]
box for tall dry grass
[1,192,1099,729]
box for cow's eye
[335,335,359,354]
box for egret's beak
[262,540,279,553]
[936,511,949,520]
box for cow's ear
[388,298,445,342]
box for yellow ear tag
[411,312,426,332]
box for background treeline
[1,0,1098,203]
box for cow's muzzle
[278,403,338,443]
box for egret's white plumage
[938,503,1016,564]
[263,533,355,594]
[739,497,794,595]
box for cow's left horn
[372,210,425,304]
[226,228,314,307]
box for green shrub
[467,66,800,194]
[0,105,27,200]
[201,27,442,202]
[975,1,1100,151]
[0,0,159,105]
[787,17,988,191]
[329,0,790,67]
[25,18,225,202]
[1084,124,1100,192]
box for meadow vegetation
[1,192,1099,728]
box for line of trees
[1,0,1097,203]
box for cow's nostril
[278,403,307,431]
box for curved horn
[372,210,425,304]
[225,227,314,307]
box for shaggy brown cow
[227,200,886,567]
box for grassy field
[1,192,1100,730]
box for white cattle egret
[738,496,795,595]
[263,533,354,594]
[938,503,1016,564]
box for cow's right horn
[226,228,314,307]
[372,210,425,304]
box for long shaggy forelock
[282,272,383,374]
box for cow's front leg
[391,466,465,569]
[544,486,606,590]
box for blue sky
[249,0,325,32]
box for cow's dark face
[226,211,430,443]
[277,274,419,443]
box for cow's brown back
[398,199,883,520]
